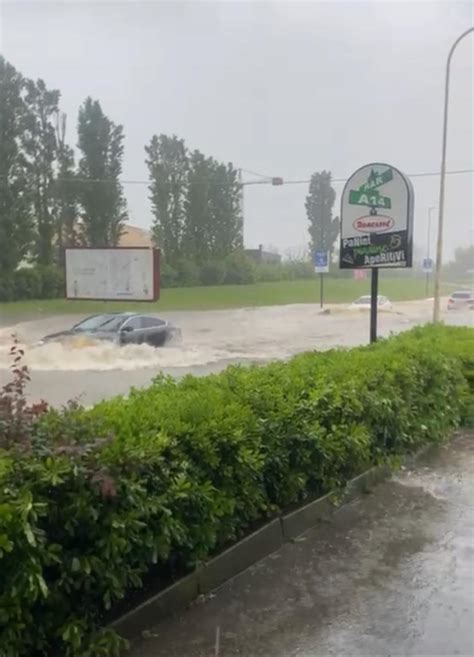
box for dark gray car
[41,312,181,347]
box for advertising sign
[313,250,329,274]
[65,248,160,301]
[340,163,414,269]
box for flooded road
[0,299,471,406]
[129,431,474,657]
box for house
[244,244,281,264]
[119,225,153,248]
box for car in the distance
[447,290,474,311]
[40,312,181,347]
[349,295,392,311]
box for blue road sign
[422,257,434,273]
[313,250,329,273]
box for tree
[305,170,339,259]
[182,151,243,262]
[145,134,188,263]
[55,113,79,259]
[22,78,60,266]
[208,161,243,257]
[182,149,213,262]
[77,97,127,247]
[0,56,32,275]
[444,245,474,279]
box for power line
[279,169,474,186]
[1,168,473,186]
[240,168,273,180]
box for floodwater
[0,299,471,406]
[129,432,474,657]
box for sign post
[313,250,329,309]
[422,257,433,297]
[340,163,414,343]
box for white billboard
[65,248,160,301]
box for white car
[350,295,392,311]
[447,291,474,311]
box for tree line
[0,56,243,280]
[1,54,342,301]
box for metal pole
[426,206,434,297]
[433,27,474,322]
[320,273,324,309]
[370,268,379,343]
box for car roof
[356,295,387,301]
[85,311,160,319]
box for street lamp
[425,206,436,297]
[433,26,474,322]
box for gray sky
[1,0,473,261]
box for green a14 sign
[339,163,414,269]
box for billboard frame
[64,247,161,302]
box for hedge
[0,325,472,656]
[0,266,64,302]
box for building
[119,225,153,248]
[244,244,281,265]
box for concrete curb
[198,518,283,594]
[111,444,435,640]
[343,464,392,503]
[111,572,198,639]
[281,493,334,540]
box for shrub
[223,252,255,285]
[38,265,64,298]
[0,266,64,302]
[12,267,42,300]
[0,276,14,302]
[199,260,226,286]
[174,259,200,287]
[160,262,179,288]
[284,259,314,280]
[0,325,472,656]
[254,263,288,283]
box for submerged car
[447,291,474,311]
[349,295,392,311]
[40,312,181,347]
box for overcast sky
[1,0,473,260]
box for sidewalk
[129,432,474,657]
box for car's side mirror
[121,325,134,333]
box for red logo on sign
[352,216,395,234]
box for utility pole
[433,27,474,322]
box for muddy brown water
[0,299,471,406]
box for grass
[0,275,446,319]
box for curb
[111,572,199,639]
[281,493,333,540]
[111,444,435,640]
[198,518,283,594]
[343,464,392,503]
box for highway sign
[340,163,414,270]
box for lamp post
[425,206,436,297]
[433,27,474,322]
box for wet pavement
[128,432,474,657]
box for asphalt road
[0,299,471,406]
[129,432,474,657]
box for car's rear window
[452,292,471,299]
